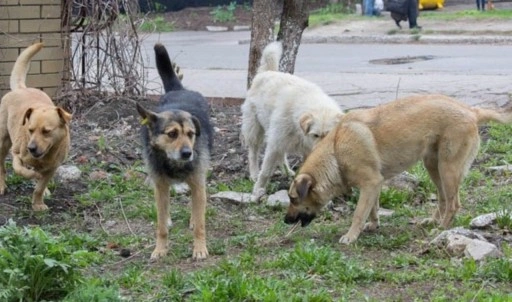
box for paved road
[141,28,512,109]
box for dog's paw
[250,188,266,203]
[32,203,49,211]
[43,187,51,197]
[192,245,209,260]
[339,234,357,245]
[150,248,168,261]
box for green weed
[210,1,237,23]
[138,15,175,32]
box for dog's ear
[299,113,313,134]
[191,116,201,137]
[57,107,72,124]
[289,174,314,204]
[22,108,33,125]
[136,103,157,126]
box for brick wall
[0,0,66,97]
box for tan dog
[0,43,72,211]
[285,94,512,244]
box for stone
[211,191,252,204]
[378,208,395,217]
[464,239,502,261]
[266,190,290,207]
[445,234,474,256]
[470,213,497,229]
[55,165,82,182]
[384,171,419,192]
[172,183,190,194]
[206,25,228,32]
[233,25,250,31]
[430,227,487,246]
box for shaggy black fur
[140,43,213,180]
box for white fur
[241,41,344,202]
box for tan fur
[0,43,72,211]
[285,94,512,244]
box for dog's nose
[284,214,299,225]
[181,147,192,159]
[27,143,38,154]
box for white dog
[241,41,344,202]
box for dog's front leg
[151,178,171,260]
[251,149,283,202]
[32,172,54,211]
[187,172,209,260]
[339,183,382,245]
[12,155,42,179]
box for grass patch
[421,8,512,20]
[138,15,175,32]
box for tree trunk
[247,0,279,89]
[276,0,309,74]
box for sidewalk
[302,3,512,45]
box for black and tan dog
[0,43,72,211]
[285,94,512,244]
[137,44,213,260]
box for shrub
[0,220,96,301]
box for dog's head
[23,107,72,159]
[284,173,326,227]
[299,111,343,145]
[137,103,200,162]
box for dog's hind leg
[437,130,480,228]
[187,170,209,260]
[421,153,446,225]
[241,109,264,181]
[151,177,171,260]
[364,196,380,232]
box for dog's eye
[187,131,194,138]
[312,134,320,138]
[28,129,34,134]
[167,130,178,139]
[42,129,51,135]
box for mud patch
[370,55,435,65]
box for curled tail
[10,43,44,91]
[154,43,183,92]
[257,41,282,73]
[475,106,512,125]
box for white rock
[55,165,82,182]
[470,213,497,229]
[464,239,502,261]
[266,190,290,207]
[172,183,190,194]
[211,191,252,204]
[233,25,250,31]
[206,25,228,32]
[446,234,474,256]
[378,208,394,217]
[430,227,486,246]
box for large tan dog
[285,94,512,244]
[241,41,344,202]
[0,43,72,211]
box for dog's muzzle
[284,212,316,227]
[180,147,193,160]
[27,143,44,158]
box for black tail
[154,43,183,92]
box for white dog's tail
[10,43,44,91]
[257,41,282,73]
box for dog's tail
[475,105,512,125]
[257,41,282,73]
[154,43,184,92]
[10,43,44,91]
